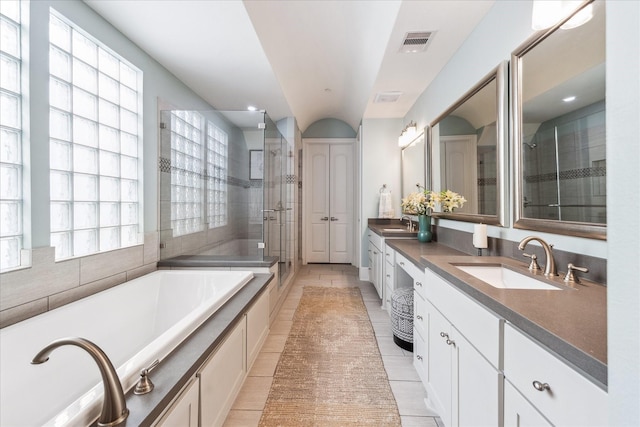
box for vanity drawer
[396,253,425,297]
[413,291,427,338]
[424,268,501,368]
[368,229,383,250]
[384,245,395,268]
[504,324,607,426]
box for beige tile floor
[223,264,441,427]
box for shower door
[263,118,289,285]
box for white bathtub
[0,269,254,427]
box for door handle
[320,217,329,221]
[330,217,338,221]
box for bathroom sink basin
[454,265,561,290]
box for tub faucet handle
[134,359,160,395]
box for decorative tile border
[524,166,606,184]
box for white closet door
[328,144,353,263]
[440,135,477,213]
[303,140,354,264]
[306,144,330,263]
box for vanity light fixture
[531,1,593,31]
[398,121,417,147]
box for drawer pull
[440,332,449,339]
[386,274,391,278]
[386,253,390,257]
[399,261,405,266]
[416,315,423,320]
[416,355,423,361]
[446,339,456,346]
[532,380,551,392]
[415,282,423,287]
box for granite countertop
[368,218,418,238]
[383,238,607,388]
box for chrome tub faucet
[31,337,129,427]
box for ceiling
[84,0,495,133]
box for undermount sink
[454,265,562,290]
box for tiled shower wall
[523,101,606,224]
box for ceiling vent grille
[400,31,433,53]
[374,91,402,103]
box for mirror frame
[401,128,429,200]
[511,0,606,240]
[429,61,508,226]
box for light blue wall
[400,1,639,422]
[302,118,356,138]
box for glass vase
[417,214,432,243]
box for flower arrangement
[401,186,466,215]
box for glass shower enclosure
[158,109,290,284]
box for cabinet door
[247,290,269,370]
[454,329,502,427]
[504,381,552,427]
[154,377,199,427]
[199,318,246,427]
[426,302,452,427]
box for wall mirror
[512,0,605,239]
[401,130,427,200]
[430,61,508,225]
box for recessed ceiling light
[247,105,258,111]
[563,96,576,103]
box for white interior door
[440,135,477,213]
[303,140,354,264]
[306,144,330,263]
[328,144,353,263]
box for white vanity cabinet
[503,323,607,426]
[383,244,396,312]
[153,376,200,427]
[367,231,384,299]
[422,268,503,427]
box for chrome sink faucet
[31,337,129,427]
[518,236,557,277]
[401,215,414,231]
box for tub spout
[31,337,129,427]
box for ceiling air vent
[399,31,433,53]
[374,91,402,103]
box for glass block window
[170,110,204,236]
[206,122,228,228]
[49,10,142,259]
[0,0,24,271]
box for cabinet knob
[399,261,405,266]
[416,315,423,320]
[415,282,423,287]
[386,274,390,278]
[446,339,456,347]
[416,355,423,361]
[532,380,551,392]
